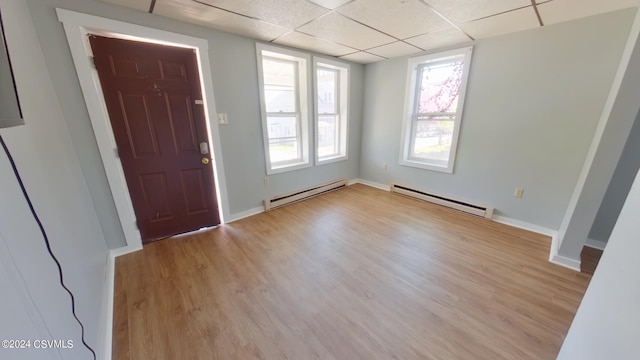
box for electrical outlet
[514,188,524,198]
[383,163,387,171]
[217,113,228,125]
[264,177,269,185]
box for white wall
[359,9,634,232]
[0,0,109,358]
[0,239,57,360]
[557,167,640,359]
[555,9,640,262]
[25,0,364,249]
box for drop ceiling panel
[426,0,531,23]
[99,0,152,11]
[405,28,471,51]
[367,41,423,58]
[339,51,386,64]
[298,12,396,50]
[337,0,451,39]
[308,0,354,10]
[155,0,290,41]
[460,7,540,39]
[196,0,329,29]
[103,0,640,63]
[274,32,356,56]
[538,0,639,25]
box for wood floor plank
[113,184,592,359]
[580,246,603,274]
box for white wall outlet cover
[217,113,228,124]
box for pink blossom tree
[418,62,463,113]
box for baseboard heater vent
[390,184,494,219]
[264,179,348,211]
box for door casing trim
[56,8,231,251]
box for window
[400,47,473,173]
[314,58,349,164]
[257,44,311,174]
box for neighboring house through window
[314,57,349,164]
[257,44,311,174]
[257,44,350,174]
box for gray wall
[589,110,640,243]
[359,9,634,231]
[557,167,640,359]
[26,0,364,249]
[1,0,110,357]
[0,18,23,128]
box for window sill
[316,155,347,166]
[267,161,312,175]
[399,158,453,174]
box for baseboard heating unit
[390,183,494,219]
[264,179,348,211]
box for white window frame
[256,44,312,175]
[399,46,473,173]
[313,57,349,165]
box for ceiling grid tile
[460,7,541,39]
[297,12,396,50]
[154,0,290,41]
[274,31,357,56]
[425,0,531,23]
[339,51,386,64]
[337,0,451,39]
[366,41,423,58]
[97,0,640,63]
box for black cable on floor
[0,134,97,360]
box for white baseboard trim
[549,234,581,271]
[100,251,116,360]
[585,238,607,251]
[227,206,265,223]
[110,243,143,258]
[350,178,391,191]
[492,215,557,237]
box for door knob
[201,157,210,165]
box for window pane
[318,114,339,158]
[411,119,454,163]
[417,59,464,114]
[317,67,337,114]
[263,58,296,113]
[267,115,299,163]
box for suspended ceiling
[99,0,640,63]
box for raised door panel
[139,172,174,222]
[166,94,198,154]
[118,92,160,158]
[180,169,209,215]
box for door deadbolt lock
[199,142,209,155]
[201,157,210,165]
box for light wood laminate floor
[581,246,603,274]
[113,184,592,359]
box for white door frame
[56,9,231,254]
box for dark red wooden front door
[89,35,220,243]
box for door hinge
[134,221,139,230]
[114,147,119,158]
[90,56,96,69]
